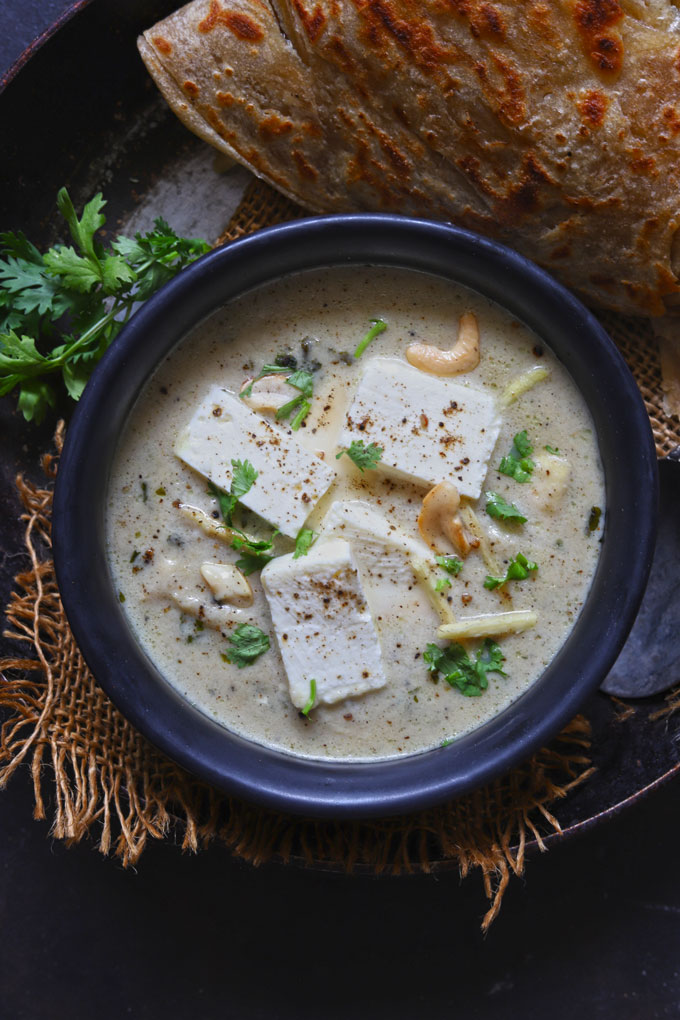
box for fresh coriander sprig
[208,459,258,527]
[484,552,538,590]
[225,624,270,668]
[497,430,535,483]
[336,440,383,472]
[0,188,209,423]
[435,555,463,576]
[423,639,506,697]
[354,317,387,359]
[294,528,318,559]
[485,491,527,523]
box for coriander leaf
[513,430,533,458]
[43,246,104,293]
[545,444,559,455]
[294,528,318,559]
[230,459,258,499]
[239,363,294,399]
[207,480,237,526]
[225,623,270,668]
[354,317,387,359]
[17,379,56,423]
[497,431,535,483]
[286,369,314,397]
[485,491,527,523]
[301,678,317,716]
[484,552,538,590]
[290,399,311,430]
[435,555,463,576]
[588,506,602,533]
[275,393,304,420]
[336,440,383,472]
[434,576,452,592]
[57,188,105,264]
[423,639,506,697]
[231,527,277,574]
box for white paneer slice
[175,385,336,538]
[320,500,452,624]
[339,357,500,498]
[260,538,386,709]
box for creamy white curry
[107,266,604,760]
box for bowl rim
[52,213,658,819]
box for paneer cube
[260,538,386,709]
[174,385,336,537]
[339,357,500,498]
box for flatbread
[139,0,680,316]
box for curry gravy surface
[107,267,604,760]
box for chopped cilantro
[208,459,258,526]
[285,369,314,397]
[434,576,452,592]
[230,459,258,499]
[484,552,538,590]
[485,491,527,523]
[354,317,387,359]
[545,444,559,455]
[230,528,277,575]
[294,527,318,559]
[225,624,270,668]
[274,369,315,428]
[423,639,506,697]
[301,678,317,716]
[336,440,383,472]
[140,481,148,502]
[497,430,535,483]
[290,399,311,431]
[588,506,602,533]
[435,555,463,576]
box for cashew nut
[417,481,479,557]
[177,502,234,541]
[239,374,293,413]
[200,563,254,606]
[406,312,480,376]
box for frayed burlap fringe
[0,430,596,930]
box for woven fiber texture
[1,177,679,932]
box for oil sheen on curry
[107,267,604,761]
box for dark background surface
[1,3,680,1017]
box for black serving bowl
[53,215,657,819]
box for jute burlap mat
[2,178,679,931]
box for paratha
[139,0,680,317]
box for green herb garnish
[275,369,315,428]
[545,444,559,455]
[588,506,602,532]
[484,552,538,590]
[435,555,463,576]
[497,430,535,483]
[230,528,278,575]
[0,188,209,423]
[485,491,527,523]
[434,577,452,592]
[294,527,318,559]
[423,639,506,697]
[208,459,258,526]
[336,440,383,472]
[301,678,317,716]
[225,624,270,668]
[354,317,387,359]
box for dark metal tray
[2,0,679,847]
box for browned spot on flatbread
[152,35,172,55]
[662,106,680,135]
[629,150,657,175]
[183,80,200,97]
[572,0,624,75]
[577,89,608,127]
[292,1,327,42]
[216,90,235,106]
[259,114,294,135]
[292,149,319,180]
[362,0,455,73]
[490,52,526,125]
[198,0,265,41]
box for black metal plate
[2,0,679,841]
